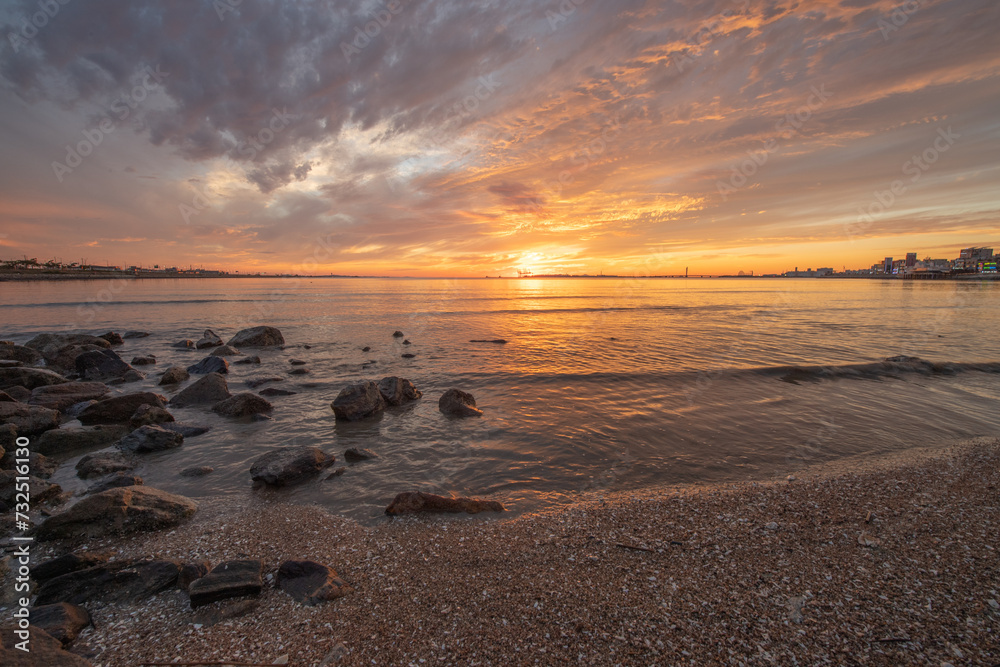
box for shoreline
[10,435,999,666]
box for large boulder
[438,388,483,417]
[0,626,93,666]
[169,373,231,407]
[227,326,285,348]
[249,446,335,486]
[29,603,91,645]
[77,392,167,425]
[35,486,197,541]
[75,348,133,381]
[75,452,134,478]
[277,560,352,605]
[331,381,386,421]
[189,560,263,608]
[0,402,60,435]
[34,559,180,606]
[32,552,111,583]
[28,382,110,411]
[0,367,69,391]
[212,393,273,418]
[195,329,223,349]
[385,491,505,515]
[116,425,184,454]
[187,356,229,375]
[0,343,42,365]
[158,366,190,385]
[377,376,422,406]
[35,425,130,457]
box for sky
[0,0,998,277]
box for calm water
[2,277,1000,523]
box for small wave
[756,357,1000,384]
[0,298,263,308]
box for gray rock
[343,447,378,462]
[189,559,263,608]
[158,365,190,385]
[85,472,143,495]
[0,402,61,435]
[35,425,130,457]
[115,369,146,383]
[128,404,175,428]
[212,393,273,418]
[377,376,422,406]
[210,345,242,357]
[160,423,211,438]
[438,388,483,417]
[249,446,336,486]
[385,491,505,515]
[227,326,285,348]
[0,367,69,391]
[0,626,93,666]
[36,486,197,541]
[122,331,150,339]
[130,355,156,366]
[99,331,124,345]
[233,355,261,365]
[31,552,111,583]
[28,382,110,411]
[75,348,133,381]
[289,367,310,375]
[277,560,352,605]
[168,373,231,407]
[187,356,229,375]
[75,452,134,479]
[78,392,167,425]
[173,339,195,349]
[0,343,42,365]
[179,466,214,477]
[245,376,284,389]
[331,381,386,421]
[259,387,297,397]
[195,329,223,349]
[29,603,91,645]
[116,425,184,454]
[25,333,111,361]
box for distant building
[883,257,893,273]
[905,253,917,267]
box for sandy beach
[14,435,997,667]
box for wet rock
[31,552,111,583]
[392,330,404,338]
[249,446,336,486]
[187,356,229,375]
[3,385,32,401]
[401,353,416,359]
[470,339,508,344]
[189,559,263,608]
[179,466,214,477]
[161,423,211,438]
[35,425,130,457]
[122,331,150,339]
[402,339,411,345]
[75,452,134,479]
[130,355,156,366]
[25,333,111,359]
[178,561,211,591]
[173,339,195,349]
[289,359,307,365]
[116,368,146,383]
[195,329,223,349]
[35,559,180,605]
[212,393,273,418]
[246,376,284,389]
[331,381,386,421]
[78,392,167,425]
[29,603,91,645]
[362,346,371,352]
[33,562,129,605]
[36,486,197,541]
[227,326,285,348]
[210,345,242,357]
[289,367,310,375]
[192,598,260,626]
[168,373,231,407]
[277,560,352,605]
[438,388,483,417]
[0,390,14,401]
[233,355,262,365]
[0,470,62,506]
[116,425,184,454]
[158,365,190,385]
[0,401,60,435]
[0,626,93,666]
[28,382,110,411]
[0,343,42,365]
[85,472,143,495]
[63,400,96,419]
[99,332,124,345]
[344,447,379,462]
[0,367,70,391]
[385,491,505,515]
[259,387,297,397]
[75,348,133,381]
[0,450,57,478]
[377,376,422,406]
[128,404,175,428]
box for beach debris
[277,559,353,605]
[212,393,273,418]
[227,326,285,348]
[615,543,656,554]
[78,392,167,424]
[187,356,230,375]
[377,376,422,405]
[30,602,92,645]
[169,373,231,407]
[438,388,483,417]
[36,486,197,541]
[116,424,184,454]
[332,380,386,421]
[385,491,505,515]
[195,329,223,349]
[249,446,336,486]
[188,559,264,608]
[131,355,156,365]
[857,532,881,548]
[210,345,242,357]
[344,447,379,462]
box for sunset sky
[0,0,998,276]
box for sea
[2,277,999,523]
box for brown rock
[0,367,69,391]
[438,388,483,417]
[0,401,61,435]
[169,373,231,407]
[277,560,352,605]
[0,626,93,666]
[331,380,386,421]
[28,382,110,411]
[36,486,197,541]
[385,491,505,515]
[77,392,167,425]
[158,365,190,385]
[30,603,91,645]
[250,446,336,486]
[188,559,263,608]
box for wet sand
[32,437,1000,665]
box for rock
[0,343,42,365]
[0,450,57,478]
[75,348,134,381]
[35,425,130,457]
[325,467,346,479]
[192,598,260,626]
[4,385,31,401]
[122,331,150,339]
[0,390,14,401]
[438,388,483,417]
[187,356,229,375]
[289,359,307,365]
[0,367,70,391]
[289,367,310,375]
[99,331,124,345]
[158,365,190,385]
[401,353,416,359]
[25,333,111,358]
[764,522,779,531]
[129,404,175,428]
[470,339,508,344]
[28,382,110,411]
[78,392,167,425]
[0,360,23,368]
[0,402,61,435]
[32,552,111,583]
[189,559,263,608]
[233,355,262,365]
[377,376,422,406]
[249,446,336,486]
[130,355,156,365]
[115,368,146,383]
[252,413,273,422]
[227,326,285,348]
[117,425,184,454]
[0,423,14,448]
[362,346,371,352]
[343,447,378,462]
[277,560,352,605]
[402,339,411,345]
[246,376,284,389]
[392,330,404,338]
[0,471,62,506]
[179,466,214,477]
[210,345,242,357]
[63,400,96,419]
[75,452,134,479]
[178,561,211,591]
[173,339,195,349]
[168,373,231,407]
[0,626,94,666]
[36,486,197,541]
[212,393,273,418]
[331,381,386,421]
[34,559,180,605]
[259,387,297,397]
[160,423,211,438]
[385,491,505,515]
[86,472,143,495]
[195,329,223,349]
[30,603,91,645]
